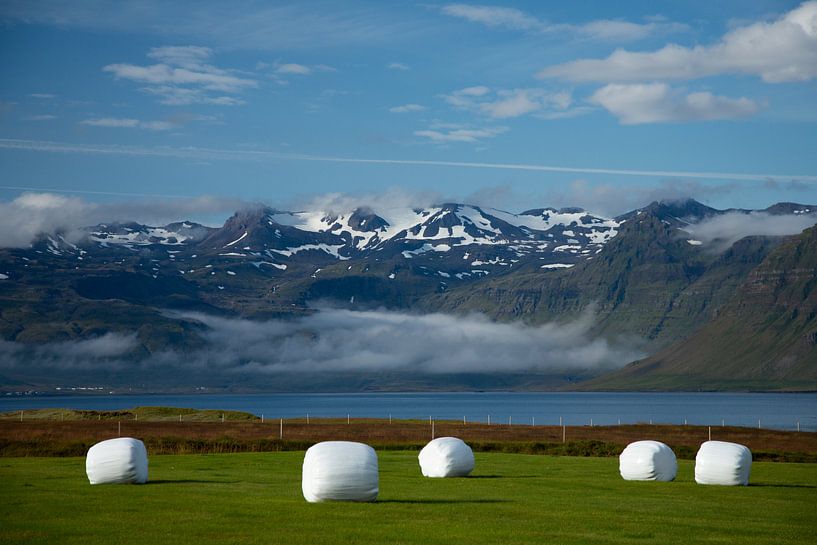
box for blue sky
[1,0,816,218]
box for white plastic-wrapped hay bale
[85,437,148,485]
[619,440,677,482]
[418,437,475,478]
[302,441,379,502]
[695,440,752,486]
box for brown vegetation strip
[2,419,816,461]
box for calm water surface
[2,392,816,431]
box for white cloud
[415,126,508,143]
[443,86,576,119]
[103,46,256,106]
[25,114,57,121]
[484,89,572,119]
[590,83,760,124]
[80,117,176,131]
[28,93,57,99]
[386,62,410,71]
[539,2,817,83]
[0,192,246,248]
[389,103,426,113]
[685,211,817,251]
[440,3,688,41]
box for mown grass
[1,452,815,544]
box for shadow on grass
[379,499,510,504]
[467,474,539,479]
[146,479,239,485]
[749,483,817,489]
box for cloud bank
[0,309,643,382]
[686,211,817,250]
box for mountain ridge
[1,198,815,392]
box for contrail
[2,138,816,183]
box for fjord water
[3,392,816,431]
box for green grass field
[2,452,815,544]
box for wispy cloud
[440,3,688,41]
[80,117,176,131]
[443,86,578,120]
[24,114,57,121]
[2,138,816,183]
[103,46,256,106]
[274,62,335,75]
[28,93,57,99]
[276,63,312,75]
[539,2,817,83]
[386,62,410,71]
[442,4,541,31]
[415,125,508,143]
[552,179,739,217]
[389,103,426,113]
[0,2,407,50]
[590,83,760,124]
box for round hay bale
[302,441,379,502]
[85,437,148,485]
[619,440,677,482]
[695,440,752,486]
[418,437,475,478]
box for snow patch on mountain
[89,224,203,246]
[271,243,349,260]
[224,231,248,247]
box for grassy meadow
[1,451,816,545]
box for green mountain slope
[580,224,817,391]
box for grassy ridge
[2,452,816,544]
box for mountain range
[1,199,815,392]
